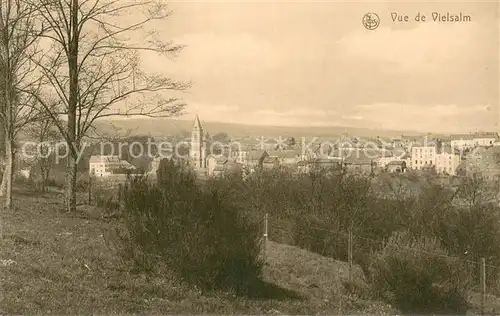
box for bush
[91,179,121,213]
[293,215,346,260]
[121,159,264,294]
[13,172,34,188]
[46,177,63,189]
[93,187,120,212]
[48,171,66,188]
[44,171,90,191]
[76,174,90,191]
[368,230,469,314]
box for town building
[401,134,425,149]
[211,160,242,177]
[236,150,269,170]
[435,149,461,175]
[262,156,280,169]
[411,146,436,170]
[207,155,229,176]
[187,114,274,175]
[266,149,305,166]
[376,153,401,168]
[401,152,412,169]
[344,158,377,175]
[89,155,135,177]
[385,160,407,173]
[391,138,404,148]
[450,132,498,150]
[450,134,476,150]
[360,136,391,149]
[472,132,498,147]
[231,150,248,164]
[297,157,343,174]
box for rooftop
[207,155,229,163]
[330,148,392,161]
[246,150,268,160]
[89,155,121,164]
[263,157,280,164]
[473,132,499,138]
[387,160,405,166]
[267,149,303,159]
[450,132,499,141]
[450,134,474,140]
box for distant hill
[93,118,422,139]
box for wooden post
[348,229,353,282]
[88,174,92,205]
[263,213,268,262]
[481,257,486,315]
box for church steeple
[190,115,206,168]
[193,115,202,131]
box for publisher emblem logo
[362,12,380,30]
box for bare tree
[456,172,497,209]
[0,0,45,209]
[28,0,189,212]
[376,172,410,201]
[26,118,58,192]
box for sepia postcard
[0,0,499,315]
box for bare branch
[25,0,189,211]
[0,0,49,207]
[33,0,189,145]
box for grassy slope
[0,187,396,314]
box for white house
[206,155,228,176]
[411,146,436,170]
[450,132,498,149]
[450,134,475,150]
[89,155,135,177]
[231,150,248,164]
[435,151,461,175]
[473,132,498,147]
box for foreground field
[1,187,395,314]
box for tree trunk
[65,153,77,212]
[0,121,14,209]
[41,161,49,192]
[39,143,51,193]
[2,134,13,209]
[0,34,13,208]
[64,0,79,212]
[0,145,12,197]
[0,162,5,196]
[45,164,51,192]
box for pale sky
[137,0,499,133]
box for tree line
[114,160,500,313]
[0,0,188,211]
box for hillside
[93,118,422,139]
[0,187,395,314]
[3,186,500,314]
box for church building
[188,115,244,177]
[190,115,207,169]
